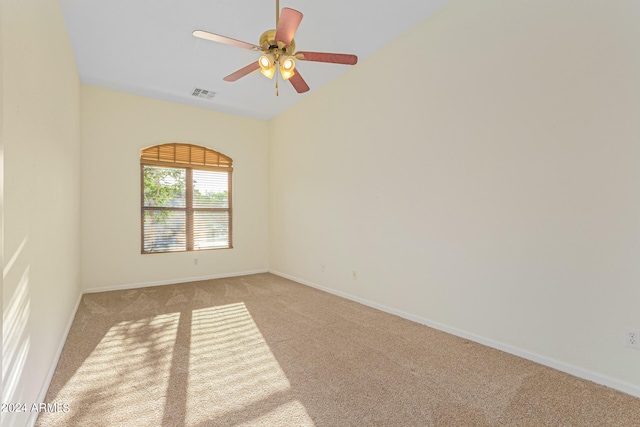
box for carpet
[36,273,640,426]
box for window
[141,143,233,253]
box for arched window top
[141,143,232,172]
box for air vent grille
[192,88,216,100]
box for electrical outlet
[352,271,358,280]
[321,264,325,273]
[624,330,640,348]
[194,258,198,266]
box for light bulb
[282,57,295,71]
[258,54,275,70]
[258,54,276,79]
[279,56,296,80]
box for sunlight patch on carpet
[186,302,309,425]
[53,313,180,426]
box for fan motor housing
[259,29,295,53]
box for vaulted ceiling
[60,0,452,120]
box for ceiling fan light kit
[279,56,296,80]
[259,53,276,79]
[193,0,357,94]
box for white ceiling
[59,0,453,121]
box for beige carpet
[37,273,640,426]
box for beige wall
[2,0,82,425]
[269,0,640,394]
[80,86,269,291]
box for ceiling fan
[193,0,358,95]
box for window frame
[140,143,233,254]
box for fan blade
[193,30,261,51]
[223,62,260,82]
[275,8,303,46]
[296,51,358,65]
[289,70,310,93]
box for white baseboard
[27,291,83,427]
[83,269,270,294]
[269,269,640,399]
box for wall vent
[191,88,216,100]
